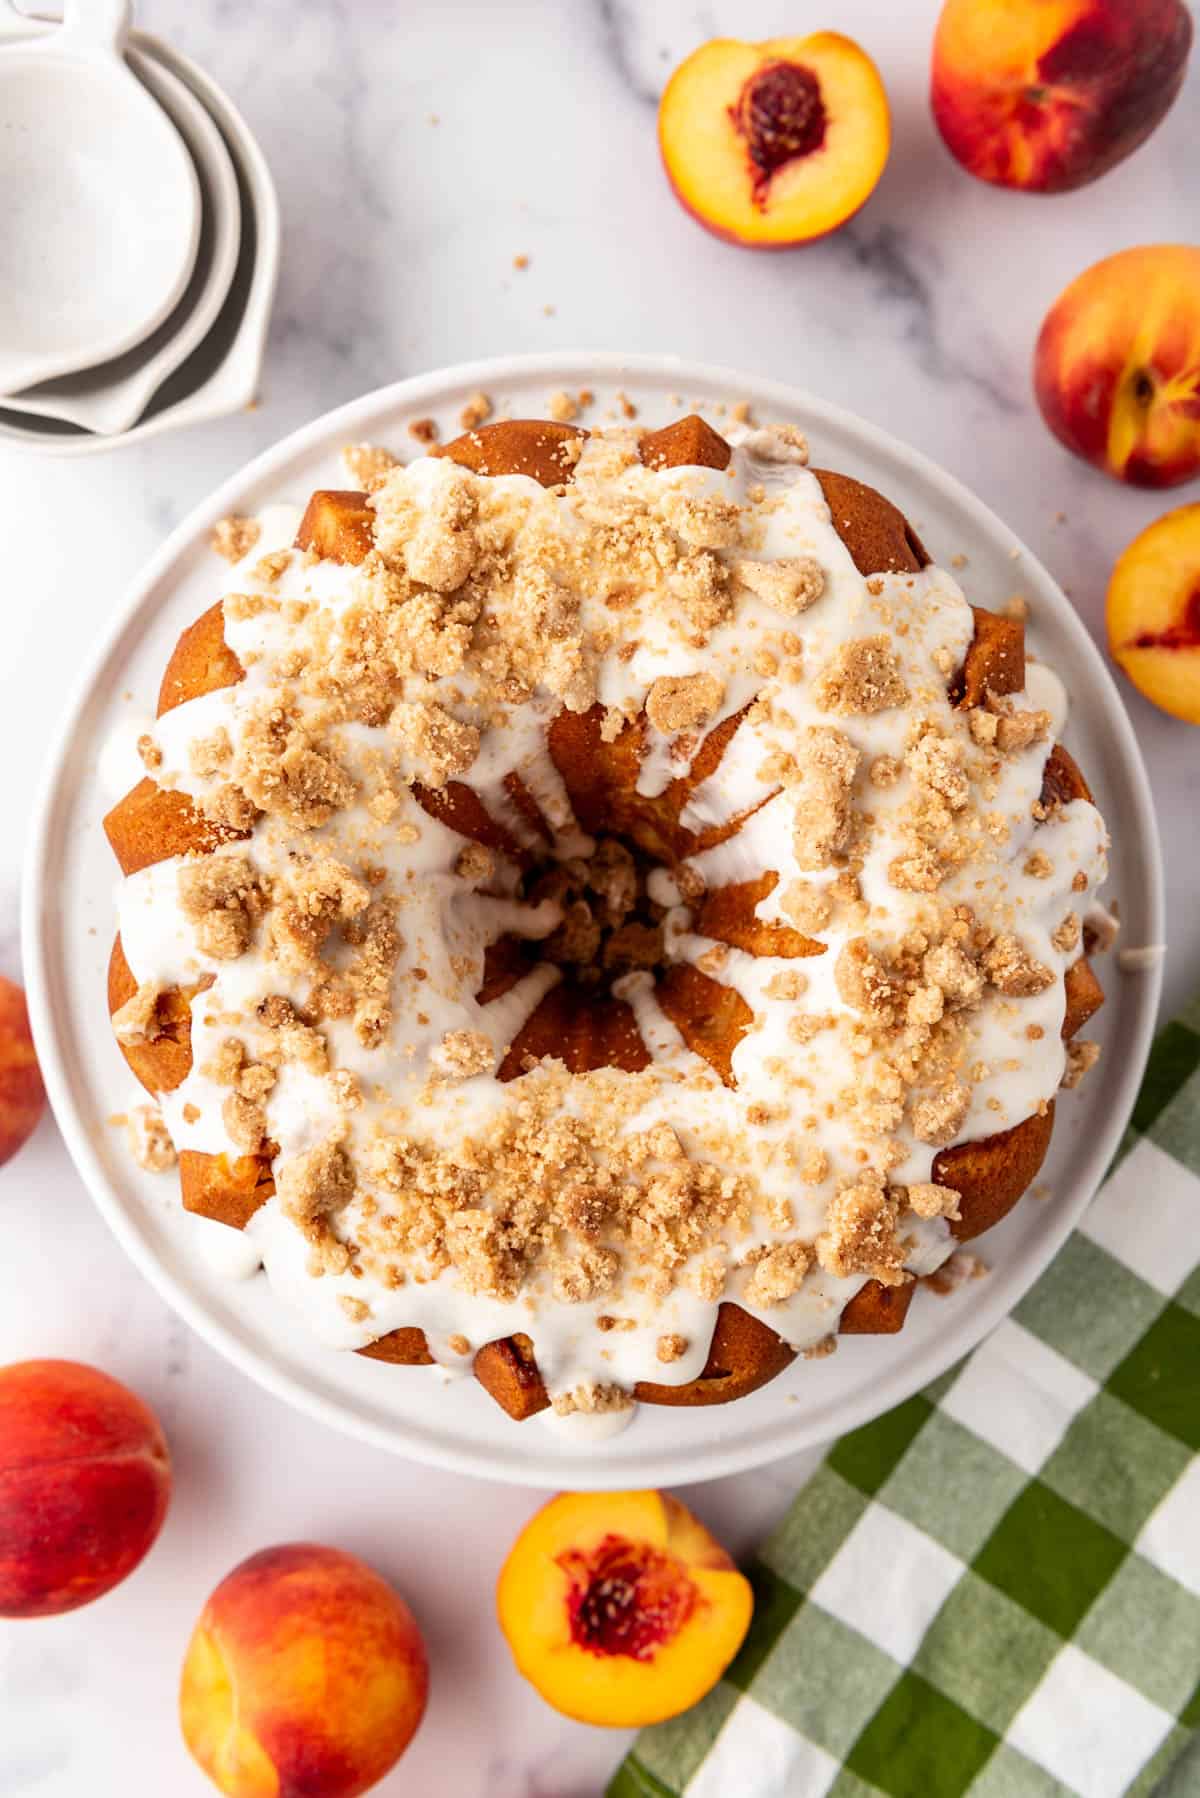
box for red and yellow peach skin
[1035,246,1200,489]
[180,1543,428,1798]
[931,0,1192,193]
[0,1359,170,1618]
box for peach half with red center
[0,1359,170,1618]
[1108,503,1200,723]
[496,1490,753,1726]
[180,1543,428,1798]
[1035,246,1200,489]
[658,33,890,247]
[931,0,1192,193]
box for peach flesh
[1129,584,1200,652]
[1107,504,1200,722]
[557,1534,698,1662]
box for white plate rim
[21,351,1164,1488]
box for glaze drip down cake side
[104,412,1109,1433]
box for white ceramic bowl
[0,28,279,455]
[0,5,200,394]
[22,354,1163,1489]
[3,49,241,435]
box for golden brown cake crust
[106,412,1105,1421]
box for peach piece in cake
[497,1490,752,1726]
[1107,502,1200,722]
[659,34,890,247]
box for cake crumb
[911,1080,970,1146]
[458,391,492,431]
[112,980,163,1046]
[813,636,908,716]
[1062,1039,1101,1089]
[434,1029,495,1080]
[551,1382,632,1417]
[407,417,439,445]
[744,1241,810,1307]
[126,1104,176,1172]
[340,443,399,492]
[904,1181,962,1222]
[210,515,260,563]
[645,671,724,735]
[546,389,578,423]
[925,1250,988,1295]
[735,555,824,616]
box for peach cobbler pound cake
[105,413,1109,1432]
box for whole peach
[180,1543,428,1798]
[932,0,1192,193]
[1035,246,1200,488]
[0,975,46,1167]
[0,1359,170,1618]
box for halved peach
[1107,502,1200,722]
[496,1489,752,1727]
[1035,246,1200,489]
[659,34,890,247]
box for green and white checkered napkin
[610,994,1200,1798]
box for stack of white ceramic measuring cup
[0,0,279,454]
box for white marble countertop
[1,3,1196,1794]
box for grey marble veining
[0,2,1197,1793]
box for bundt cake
[104,410,1109,1432]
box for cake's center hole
[556,1534,698,1662]
[731,60,827,199]
[525,837,683,989]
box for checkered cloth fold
[610,995,1200,1798]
